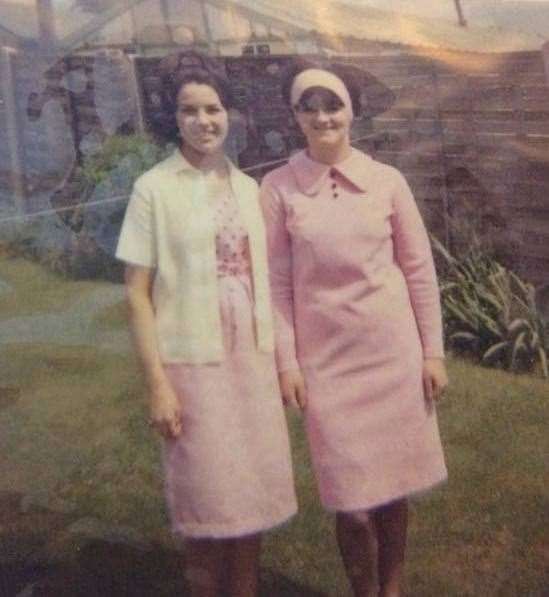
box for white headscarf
[290,68,354,119]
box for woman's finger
[423,373,434,401]
[295,381,307,410]
[169,416,182,438]
[283,389,299,408]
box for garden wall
[1,46,548,284]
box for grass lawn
[1,256,548,596]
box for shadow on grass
[1,490,327,597]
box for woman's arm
[125,264,182,437]
[260,177,307,409]
[391,172,448,400]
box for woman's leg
[373,498,408,597]
[336,511,378,597]
[226,533,262,597]
[185,538,228,597]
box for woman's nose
[196,110,209,125]
[312,109,330,122]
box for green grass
[93,298,128,331]
[1,256,548,596]
[0,254,114,318]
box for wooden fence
[1,46,548,285]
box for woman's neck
[180,144,226,173]
[307,141,352,165]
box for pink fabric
[260,149,447,511]
[214,192,252,278]
[162,193,297,538]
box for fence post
[542,41,549,87]
[128,54,146,134]
[0,46,25,212]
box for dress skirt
[162,274,297,539]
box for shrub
[78,133,171,188]
[3,134,170,281]
[69,134,171,276]
[0,213,70,275]
[432,235,548,378]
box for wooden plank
[0,47,25,210]
[522,118,549,136]
[471,85,515,110]
[473,117,521,135]
[512,183,549,212]
[507,254,549,285]
[519,85,549,111]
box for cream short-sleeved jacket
[116,149,275,364]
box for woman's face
[293,87,352,151]
[176,82,229,158]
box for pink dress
[162,191,297,538]
[260,149,447,512]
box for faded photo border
[0,1,548,595]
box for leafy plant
[78,133,171,187]
[432,235,548,378]
[75,134,172,262]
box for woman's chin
[309,135,345,149]
[187,142,224,157]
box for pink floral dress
[162,191,297,539]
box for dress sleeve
[115,177,157,268]
[259,177,300,372]
[391,171,444,359]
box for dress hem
[321,473,448,513]
[171,507,298,540]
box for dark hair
[157,51,233,144]
[280,58,363,116]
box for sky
[343,0,549,38]
[3,0,549,44]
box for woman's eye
[178,106,195,115]
[206,106,222,114]
[296,103,342,114]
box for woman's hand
[149,379,182,439]
[278,369,307,410]
[422,358,448,403]
[124,265,182,439]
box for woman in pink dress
[116,52,297,597]
[260,59,448,596]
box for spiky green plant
[432,235,548,378]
